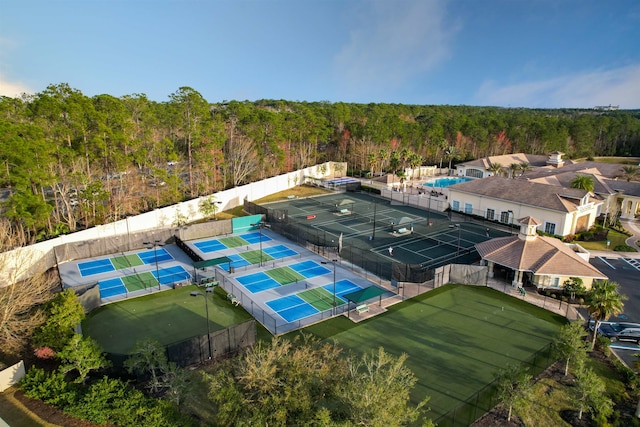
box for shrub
[580,231,595,241]
[614,244,637,252]
[20,367,77,407]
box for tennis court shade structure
[342,285,387,304]
[193,257,232,269]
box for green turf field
[111,253,144,269]
[240,249,274,264]
[299,287,345,311]
[218,235,247,248]
[82,285,255,354]
[266,266,305,284]
[297,284,565,422]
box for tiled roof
[459,153,548,169]
[527,170,615,196]
[448,176,592,213]
[603,179,640,197]
[475,236,607,278]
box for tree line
[2,83,640,244]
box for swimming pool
[423,177,472,188]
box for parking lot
[589,254,640,365]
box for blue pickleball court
[138,248,173,264]
[78,258,115,277]
[237,271,281,293]
[153,265,191,285]
[323,280,363,299]
[98,277,126,298]
[289,260,332,278]
[194,239,227,253]
[218,254,251,272]
[266,294,319,323]
[263,244,298,259]
[240,232,273,244]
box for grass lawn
[83,285,258,355]
[296,284,566,422]
[576,228,633,251]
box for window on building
[452,200,460,211]
[466,168,483,178]
[486,208,495,220]
[544,222,556,235]
[500,211,512,223]
[464,203,473,214]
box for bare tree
[227,134,258,187]
[0,219,57,355]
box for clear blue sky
[1,0,639,108]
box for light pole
[371,202,377,240]
[190,288,213,360]
[455,224,461,257]
[321,259,337,315]
[251,222,265,266]
[144,239,164,290]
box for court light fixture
[144,238,164,291]
[321,259,338,315]
[190,291,212,360]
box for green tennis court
[266,266,305,285]
[83,285,256,354]
[299,284,565,422]
[111,253,144,270]
[239,249,274,264]
[121,271,156,291]
[298,287,345,311]
[218,236,248,248]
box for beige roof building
[475,216,607,290]
[447,175,602,236]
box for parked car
[589,321,640,343]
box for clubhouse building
[449,152,640,237]
[475,216,607,290]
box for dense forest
[1,83,640,245]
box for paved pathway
[621,218,640,251]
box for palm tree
[444,146,458,170]
[367,152,377,177]
[519,162,531,177]
[620,165,639,182]
[487,162,503,177]
[508,163,521,179]
[570,174,595,192]
[588,280,626,350]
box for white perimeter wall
[0,162,343,286]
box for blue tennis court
[98,277,126,299]
[78,259,115,277]
[266,294,319,323]
[194,239,227,253]
[289,260,332,278]
[138,248,173,264]
[323,279,363,299]
[240,232,273,244]
[237,272,281,293]
[153,265,191,285]
[218,254,251,272]
[263,244,298,259]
